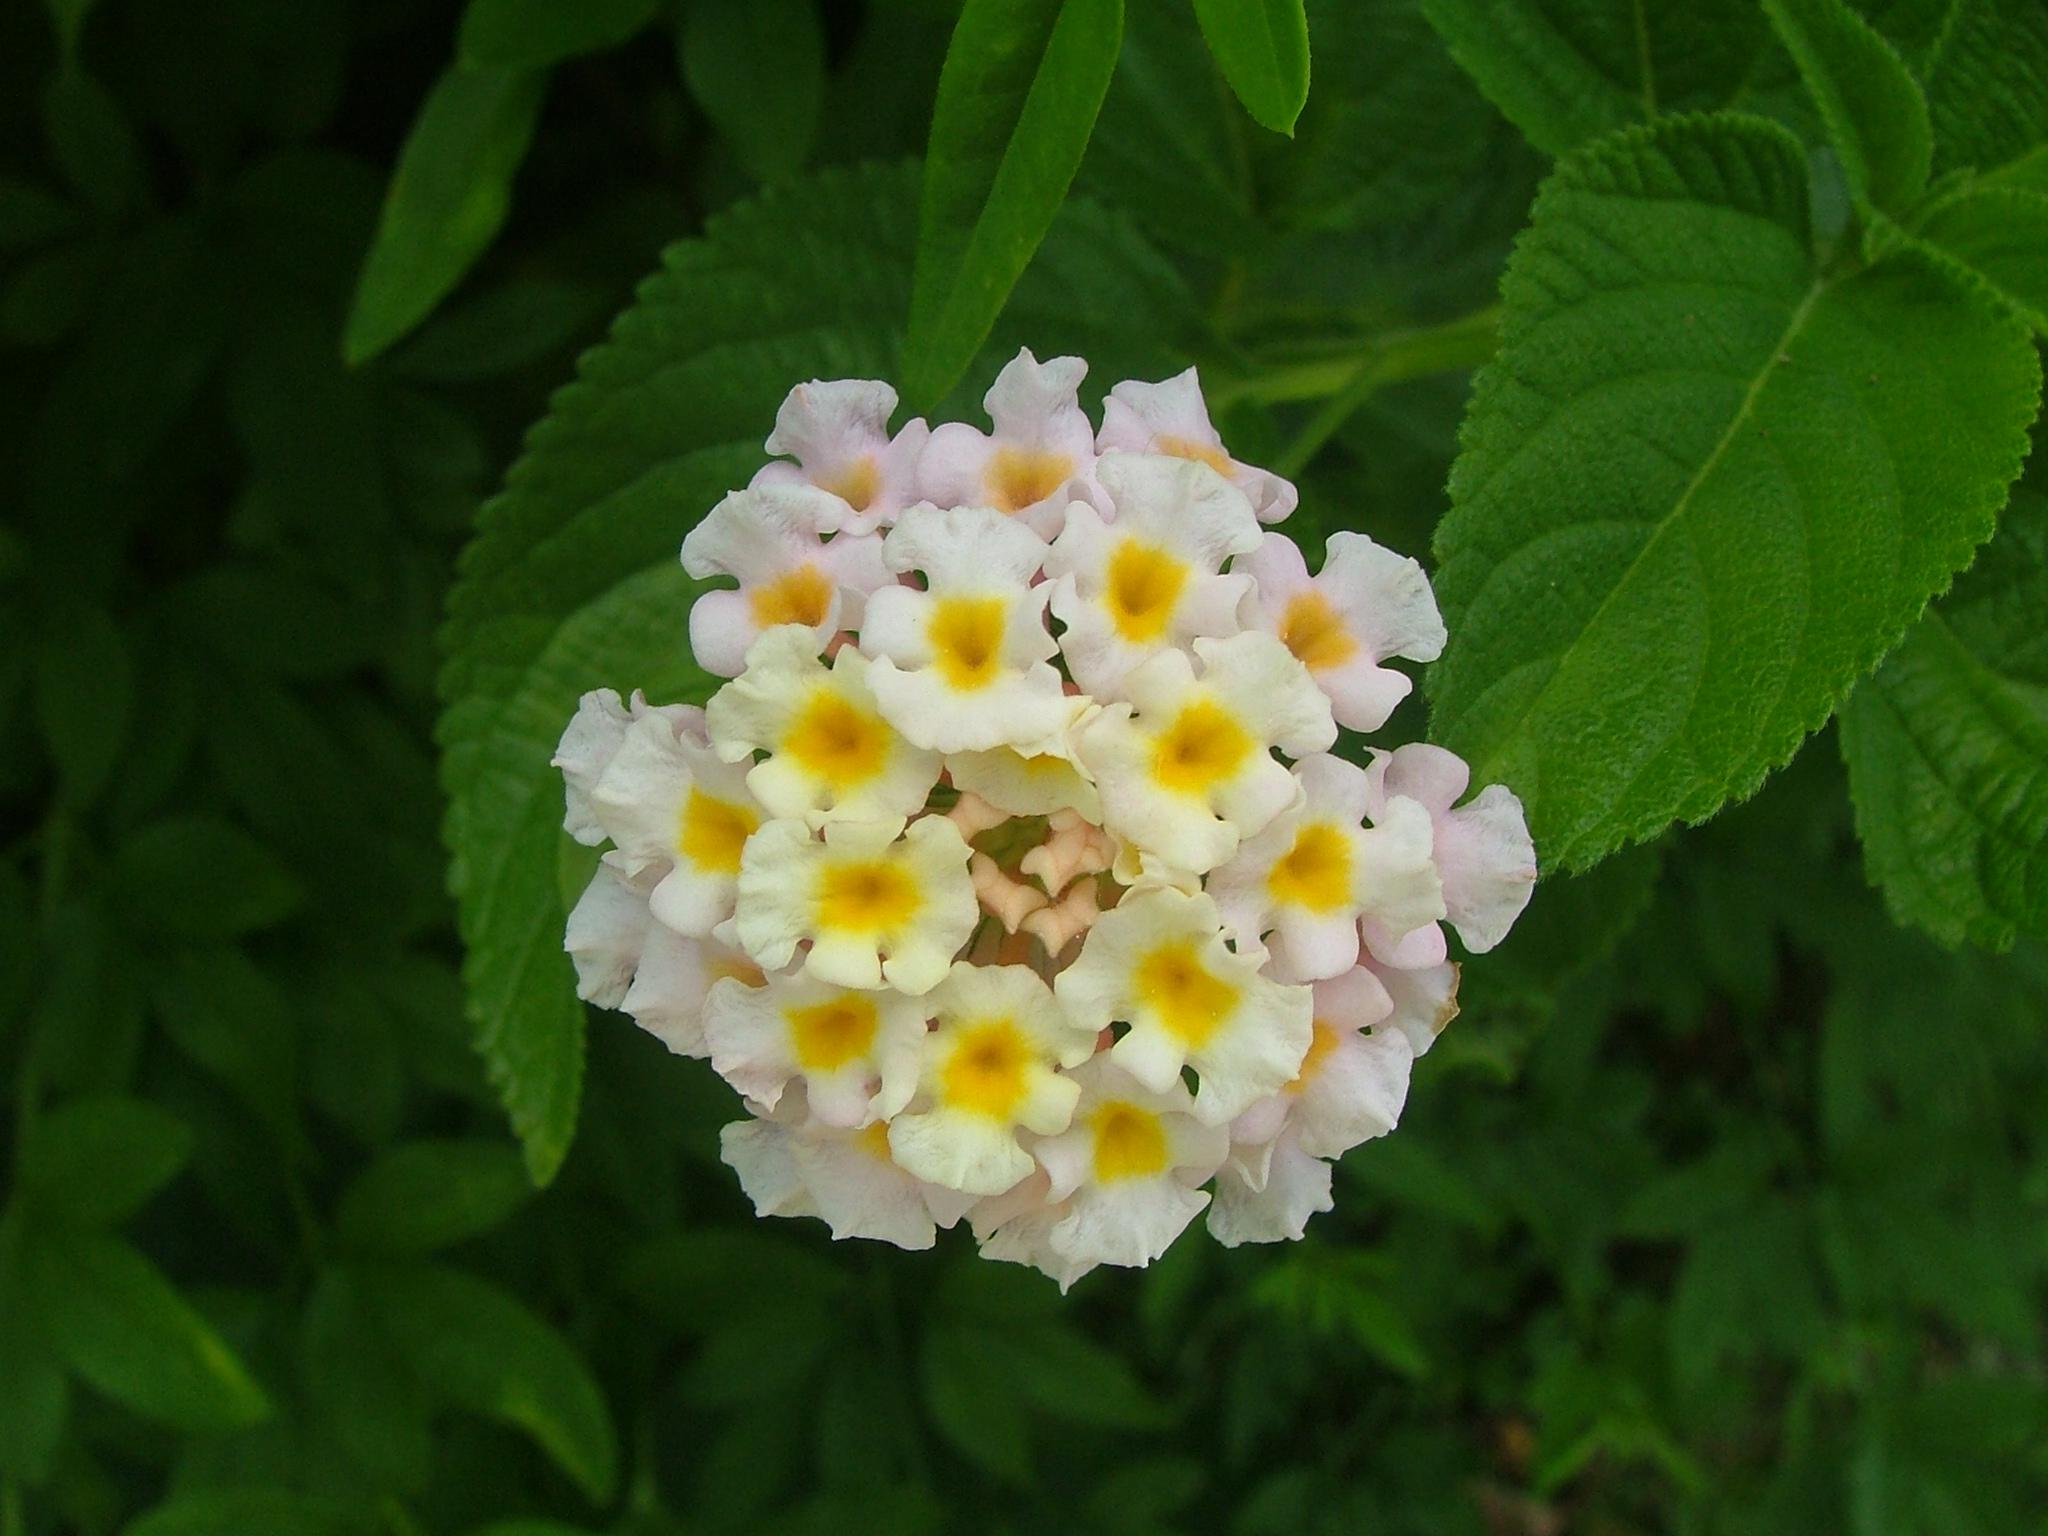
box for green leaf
[1763,0,1931,213]
[25,1225,272,1430]
[0,176,81,250]
[121,1490,366,1536]
[0,1221,69,1484]
[343,64,547,366]
[19,1094,193,1227]
[460,0,658,67]
[678,0,826,183]
[334,1139,532,1253]
[1922,0,2048,176]
[1429,114,2040,870]
[439,162,1182,1180]
[359,1262,617,1502]
[1417,0,1767,156]
[150,946,299,1141]
[904,0,1125,408]
[41,67,142,216]
[42,0,97,59]
[1191,0,1311,134]
[1911,185,2048,334]
[34,600,131,804]
[300,1269,432,1491]
[922,1322,1032,1482]
[1840,492,2048,950]
[998,1321,1166,1427]
[112,816,303,938]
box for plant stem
[1211,304,1502,474]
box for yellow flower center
[940,1019,1032,1119]
[1104,538,1189,643]
[819,455,880,513]
[784,688,890,787]
[1266,822,1353,913]
[1134,942,1239,1047]
[1155,434,1233,475]
[1287,1020,1340,1094]
[1279,589,1358,672]
[676,789,759,875]
[928,595,1008,691]
[786,995,880,1071]
[749,563,835,629]
[815,857,922,934]
[986,446,1072,513]
[1150,698,1252,795]
[1091,1101,1170,1181]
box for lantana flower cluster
[555,350,1535,1289]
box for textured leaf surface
[1912,185,2048,334]
[1416,0,1767,155]
[904,0,1123,407]
[1430,115,2039,871]
[343,65,546,365]
[1840,493,2048,950]
[1192,0,1312,134]
[1922,0,2048,175]
[1763,0,1930,212]
[439,163,1184,1181]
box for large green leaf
[1192,0,1312,134]
[358,1262,617,1503]
[1429,115,2040,871]
[26,1226,272,1431]
[1840,493,2048,950]
[1911,185,2048,335]
[439,162,1185,1180]
[1416,0,1767,156]
[1922,0,2048,176]
[343,64,547,366]
[904,0,1124,408]
[1763,0,1930,214]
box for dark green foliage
[4,2,2047,1535]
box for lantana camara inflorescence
[554,350,1535,1288]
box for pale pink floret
[553,689,707,846]
[1208,967,1411,1244]
[751,378,931,533]
[1207,1125,1333,1246]
[1361,949,1460,1058]
[721,1086,975,1251]
[680,483,890,676]
[1366,743,1535,954]
[620,926,762,1058]
[1096,367,1297,524]
[1241,531,1447,734]
[916,349,1099,538]
[564,861,656,1010]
